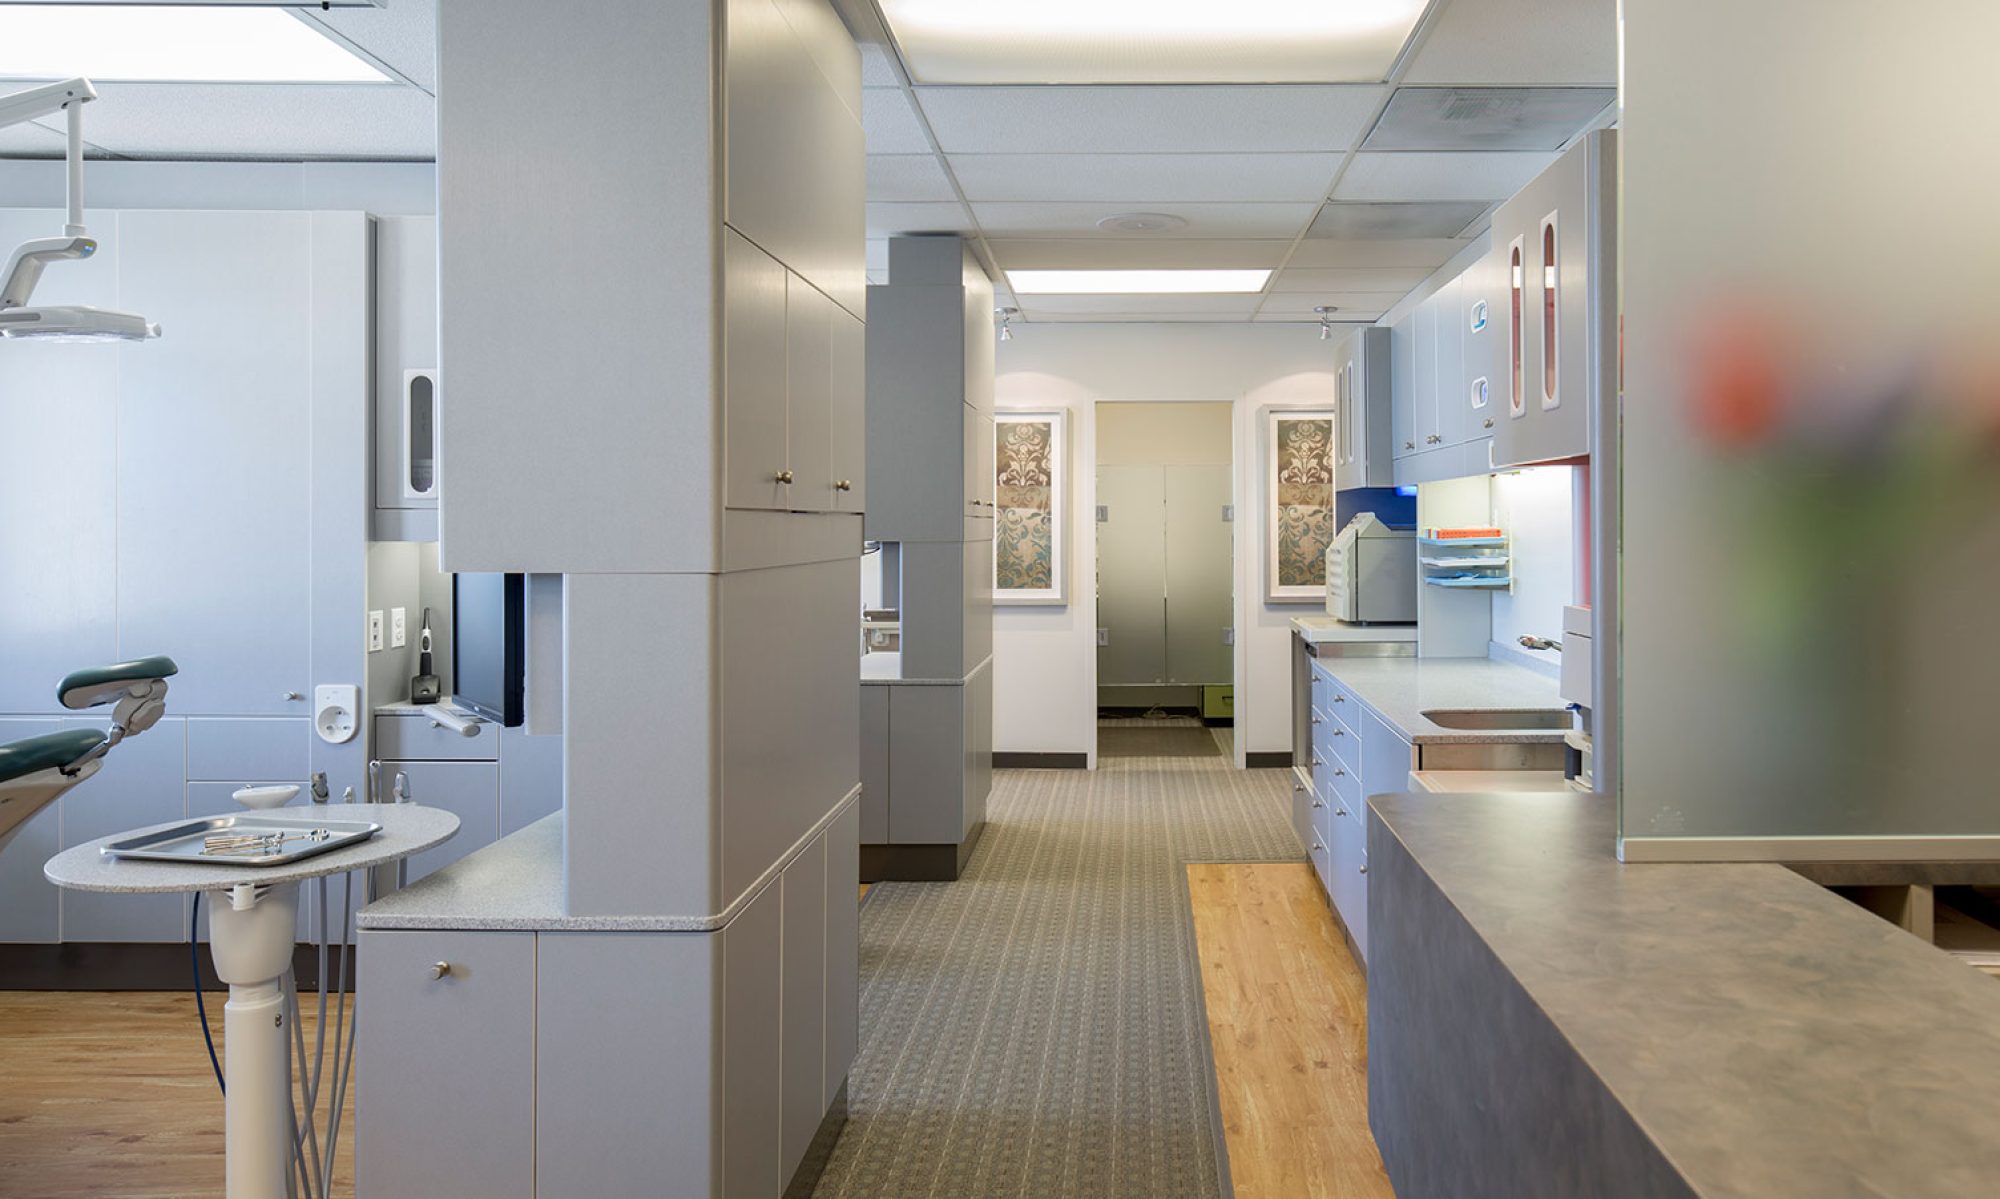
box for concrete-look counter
[1366,790,2000,1198]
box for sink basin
[1420,708,1569,730]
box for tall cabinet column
[860,236,996,882]
[359,2,864,1196]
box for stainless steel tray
[102,815,381,868]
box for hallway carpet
[812,750,1302,1197]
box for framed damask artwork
[993,410,1067,606]
[1265,409,1337,602]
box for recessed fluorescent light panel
[879,0,1428,84]
[1007,270,1272,295]
[0,6,388,84]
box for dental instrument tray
[102,815,381,868]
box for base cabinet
[1299,658,1418,966]
[357,929,537,1199]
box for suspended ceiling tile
[1268,267,1434,294]
[1286,237,1470,271]
[1260,291,1410,314]
[860,42,903,87]
[41,83,433,160]
[949,152,1342,203]
[0,120,74,158]
[1305,200,1489,239]
[970,201,1316,240]
[295,3,437,92]
[914,85,1385,154]
[1362,86,1615,151]
[1333,151,1554,202]
[866,153,958,201]
[1403,0,1618,85]
[877,0,1428,84]
[1253,311,1383,323]
[863,89,932,155]
[866,201,970,237]
[985,238,1292,270]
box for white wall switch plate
[314,684,360,745]
[367,611,384,653]
[390,606,407,648]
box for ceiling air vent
[1362,87,1616,151]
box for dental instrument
[0,77,160,341]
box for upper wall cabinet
[1491,129,1616,470]
[725,228,864,515]
[374,215,440,542]
[1333,327,1392,490]
[725,0,865,319]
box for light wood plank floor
[1189,862,1393,1199]
[0,991,357,1198]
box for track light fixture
[996,306,1019,342]
[1314,305,1338,340]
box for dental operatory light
[878,0,1429,83]
[1315,305,1339,340]
[0,79,159,342]
[0,5,388,83]
[996,306,1018,341]
[1006,269,1272,295]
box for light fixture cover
[879,0,1428,84]
[1007,269,1272,295]
[0,5,389,84]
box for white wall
[1489,466,1577,654]
[994,323,1344,766]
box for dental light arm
[0,78,158,341]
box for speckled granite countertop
[357,815,715,932]
[1369,791,2000,1197]
[1313,655,1566,745]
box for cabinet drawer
[1317,752,1361,821]
[374,711,500,761]
[357,929,536,1199]
[1311,720,1357,776]
[1332,831,1369,964]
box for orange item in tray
[1428,527,1503,539]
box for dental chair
[0,657,179,851]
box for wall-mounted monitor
[452,572,524,727]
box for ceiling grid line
[1248,0,1457,322]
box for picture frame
[993,409,1067,606]
[1264,408,1338,603]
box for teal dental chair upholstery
[0,656,178,849]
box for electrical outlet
[367,610,384,653]
[390,607,407,649]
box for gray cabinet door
[1390,311,1416,459]
[389,760,501,882]
[887,683,965,844]
[725,227,792,511]
[119,210,319,716]
[860,685,890,843]
[827,307,867,514]
[499,725,564,836]
[724,881,784,1199]
[968,659,992,833]
[786,272,836,509]
[824,802,861,1105]
[781,834,829,1181]
[357,929,536,1199]
[1411,292,1440,453]
[1434,276,1468,447]
[53,716,187,943]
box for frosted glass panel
[1619,0,2000,858]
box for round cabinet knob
[1333,695,1344,703]
[835,480,852,492]
[775,469,794,485]
[1336,808,1348,817]
[428,962,452,980]
[1483,418,1496,429]
[1358,864,1368,875]
[1334,769,1346,777]
[1293,782,1305,793]
[1310,715,1323,725]
[283,691,303,702]
[1312,799,1325,809]
[1427,434,1443,444]
[1404,440,1416,450]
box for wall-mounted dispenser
[403,368,438,500]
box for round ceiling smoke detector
[1096,212,1188,234]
